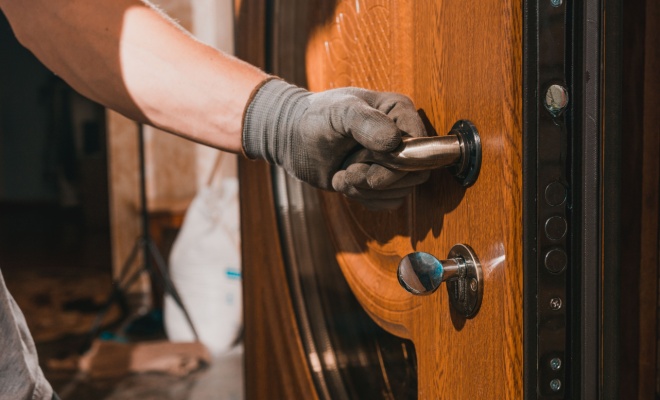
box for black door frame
[523,0,622,398]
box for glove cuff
[242,78,310,165]
[240,76,278,159]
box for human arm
[0,0,429,208]
[0,0,264,152]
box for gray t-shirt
[0,270,53,400]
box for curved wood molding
[236,1,318,399]
[239,160,319,400]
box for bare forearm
[0,0,267,152]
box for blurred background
[0,1,242,398]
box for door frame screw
[550,357,562,370]
[469,278,478,292]
[550,379,562,392]
[549,297,563,310]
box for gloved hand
[242,79,430,209]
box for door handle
[346,120,482,186]
[397,244,483,318]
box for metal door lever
[397,244,483,318]
[346,120,482,186]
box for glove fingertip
[348,105,402,152]
[331,171,348,193]
[365,164,406,189]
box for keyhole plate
[446,244,483,318]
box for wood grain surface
[238,1,660,397]
[238,0,524,398]
[306,1,524,398]
[238,160,319,400]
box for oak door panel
[306,1,523,398]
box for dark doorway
[0,10,114,395]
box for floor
[0,204,243,400]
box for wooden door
[236,0,523,399]
[306,1,523,398]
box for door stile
[575,0,603,397]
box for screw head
[549,297,563,310]
[550,358,562,371]
[550,379,562,392]
[550,0,563,7]
[469,278,478,292]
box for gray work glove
[242,79,430,210]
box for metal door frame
[523,0,622,398]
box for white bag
[164,154,242,357]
